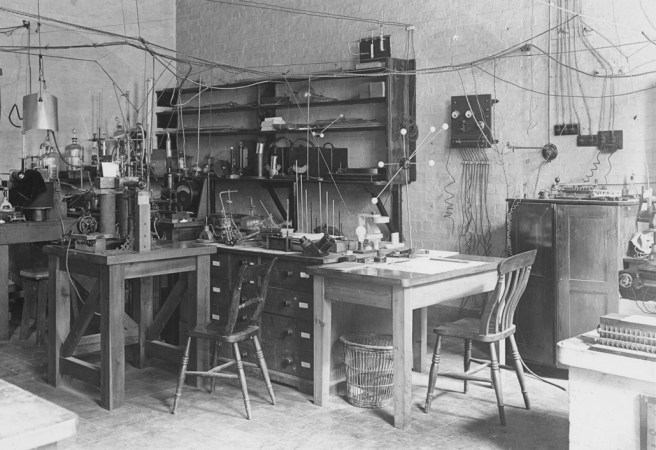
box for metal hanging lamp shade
[22,92,59,132]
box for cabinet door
[510,201,556,366]
[555,204,620,343]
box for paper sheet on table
[364,257,486,274]
[330,256,485,275]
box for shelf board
[182,175,387,186]
[177,128,261,136]
[272,124,386,133]
[263,97,386,109]
[162,97,386,116]
[172,103,259,115]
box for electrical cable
[204,0,412,28]
[443,147,456,236]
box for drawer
[264,287,312,320]
[261,343,313,381]
[261,313,313,351]
[269,259,313,292]
[210,253,230,272]
[210,280,230,303]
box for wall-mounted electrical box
[359,35,391,62]
[598,130,623,152]
[449,94,496,148]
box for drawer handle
[282,357,294,367]
[283,300,293,307]
[283,270,293,278]
[240,260,254,266]
[284,328,294,336]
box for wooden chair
[171,258,277,419]
[424,249,537,425]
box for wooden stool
[19,268,49,345]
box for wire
[583,150,602,183]
[443,147,456,236]
[204,0,412,28]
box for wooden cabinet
[507,198,637,367]
[209,246,326,393]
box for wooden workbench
[0,378,77,449]
[44,241,216,410]
[308,253,502,429]
[0,219,76,340]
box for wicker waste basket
[340,334,394,408]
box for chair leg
[489,342,506,426]
[171,335,192,414]
[424,334,442,413]
[252,335,275,405]
[509,335,530,410]
[210,340,219,393]
[463,339,472,394]
[36,280,48,347]
[233,342,252,420]
[20,281,36,340]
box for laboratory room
[0,0,655,448]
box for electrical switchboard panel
[450,94,496,148]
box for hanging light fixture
[22,2,58,132]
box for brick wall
[176,0,656,255]
[0,0,175,176]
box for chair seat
[189,320,260,343]
[434,318,516,343]
[19,269,49,281]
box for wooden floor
[0,330,569,449]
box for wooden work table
[308,252,502,430]
[44,241,216,410]
[0,219,76,340]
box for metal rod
[319,181,322,232]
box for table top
[0,218,77,245]
[307,251,501,288]
[44,240,216,265]
[0,379,77,450]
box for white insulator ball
[377,161,385,168]
[371,197,379,205]
[400,128,407,136]
[429,126,436,133]
[428,160,435,167]
[442,123,449,130]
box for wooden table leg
[412,307,428,373]
[185,255,210,389]
[313,276,331,406]
[392,285,412,430]
[0,245,8,341]
[48,255,70,387]
[132,277,153,369]
[100,265,125,410]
